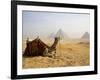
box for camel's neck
[51,38,59,49]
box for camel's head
[55,37,60,41]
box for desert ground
[22,39,90,69]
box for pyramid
[55,29,69,40]
[81,32,89,39]
[48,29,69,40]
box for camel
[23,37,60,57]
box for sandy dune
[22,39,90,69]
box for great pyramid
[48,29,69,40]
[55,29,69,39]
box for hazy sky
[22,11,90,39]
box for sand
[22,39,90,69]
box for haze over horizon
[22,11,90,40]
